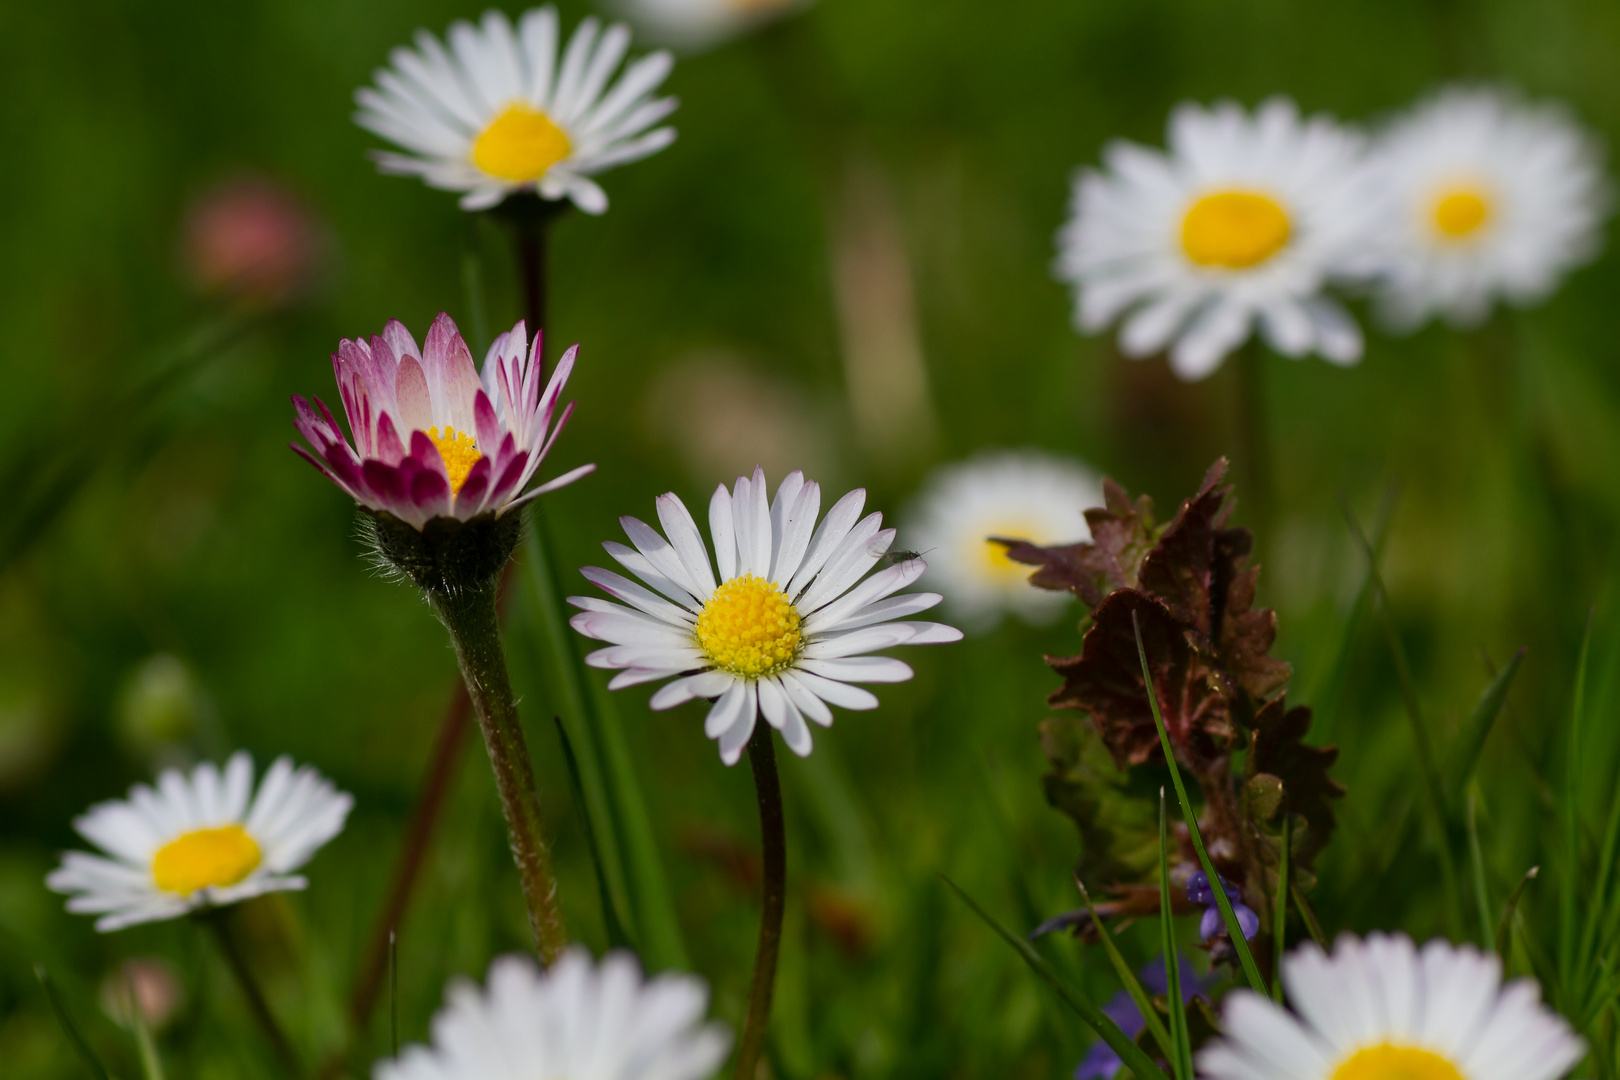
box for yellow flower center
[151,825,262,895]
[695,574,803,679]
[1330,1045,1466,1080]
[1433,187,1491,239]
[977,521,1039,583]
[1181,190,1292,269]
[471,104,573,183]
[426,427,481,496]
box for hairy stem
[431,578,568,962]
[202,910,300,1075]
[735,724,787,1080]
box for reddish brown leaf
[1248,697,1343,871]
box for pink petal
[382,319,420,361]
[473,389,502,452]
[374,412,405,464]
[455,455,493,516]
[395,355,432,435]
[422,311,479,433]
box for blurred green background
[4,0,1620,1076]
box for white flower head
[47,753,353,932]
[1056,97,1380,380]
[569,467,964,764]
[355,6,677,214]
[904,450,1102,632]
[375,948,730,1080]
[1366,85,1611,330]
[612,0,813,52]
[1200,932,1585,1080]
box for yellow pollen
[1330,1044,1466,1080]
[472,104,573,183]
[1181,190,1292,269]
[152,825,261,895]
[426,426,482,496]
[1433,187,1491,239]
[977,521,1039,582]
[695,574,803,679]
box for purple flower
[1186,871,1260,941]
[1074,955,1207,1080]
[291,313,593,530]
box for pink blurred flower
[291,313,592,529]
[101,958,183,1032]
[182,176,324,303]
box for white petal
[709,484,737,583]
[797,657,914,684]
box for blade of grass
[1466,791,1494,950]
[940,877,1172,1080]
[1340,496,1463,936]
[1273,814,1291,1003]
[1496,866,1538,960]
[1131,611,1266,994]
[1158,789,1193,1080]
[1564,609,1594,998]
[554,717,635,950]
[122,964,166,1080]
[1291,885,1328,949]
[388,928,399,1059]
[1073,875,1175,1063]
[1444,649,1524,806]
[35,964,111,1080]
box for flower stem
[735,723,787,1080]
[430,576,568,962]
[1235,337,1273,542]
[201,909,299,1075]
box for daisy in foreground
[1367,85,1611,330]
[569,467,963,764]
[1056,97,1377,380]
[615,0,812,51]
[291,312,591,532]
[376,948,729,1080]
[355,6,677,213]
[905,450,1102,631]
[1199,932,1585,1080]
[47,753,352,931]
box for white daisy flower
[569,467,963,764]
[612,0,812,52]
[1056,97,1379,380]
[904,450,1102,632]
[1199,932,1585,1080]
[1366,85,1611,330]
[375,948,730,1080]
[355,6,677,214]
[46,753,353,932]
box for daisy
[904,450,1102,631]
[355,7,677,214]
[1056,97,1378,380]
[1199,932,1585,1080]
[568,467,963,764]
[376,948,729,1080]
[291,312,592,532]
[1366,85,1611,330]
[613,0,811,51]
[47,753,352,932]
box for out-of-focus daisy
[376,948,730,1080]
[1056,97,1377,380]
[47,753,352,932]
[569,467,962,764]
[904,450,1101,632]
[355,7,677,214]
[1367,86,1611,330]
[291,313,592,531]
[1199,932,1584,1080]
[613,0,811,52]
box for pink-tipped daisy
[291,312,593,530]
[569,467,963,764]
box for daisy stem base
[735,724,786,1080]
[200,908,299,1075]
[429,576,568,963]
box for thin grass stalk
[1131,611,1267,994]
[35,964,112,1080]
[1158,789,1193,1080]
[940,878,1172,1080]
[734,725,788,1080]
[124,963,166,1080]
[1235,337,1274,543]
[1340,497,1464,934]
[554,717,635,949]
[1496,866,1539,959]
[1273,814,1290,1003]
[1466,791,1494,950]
[201,911,300,1075]
[1291,885,1328,949]
[388,928,399,1060]
[1074,876,1175,1061]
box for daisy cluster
[1058,87,1610,379]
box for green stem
[1235,337,1273,542]
[201,911,300,1075]
[1273,814,1290,1003]
[734,724,787,1080]
[430,577,568,962]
